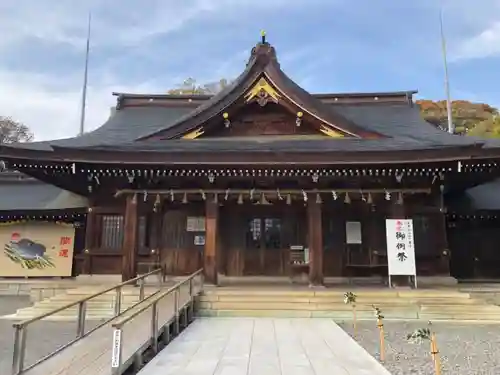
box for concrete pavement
[138,317,391,375]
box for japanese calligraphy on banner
[0,222,75,277]
[385,219,416,276]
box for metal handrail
[11,268,163,375]
[110,269,204,374]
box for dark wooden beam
[308,199,323,286]
[83,207,96,274]
[122,194,139,282]
[204,197,218,285]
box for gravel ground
[339,321,500,375]
[0,296,103,375]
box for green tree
[468,115,500,138]
[167,78,229,95]
[0,117,33,144]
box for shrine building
[2,35,500,285]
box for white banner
[385,219,416,276]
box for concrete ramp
[138,318,391,375]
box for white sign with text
[385,219,416,276]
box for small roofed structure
[2,36,500,283]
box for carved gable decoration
[244,77,281,107]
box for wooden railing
[11,268,163,375]
[110,269,204,375]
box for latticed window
[99,215,147,250]
[100,215,124,249]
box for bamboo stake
[352,305,357,336]
[431,332,441,375]
[377,318,385,361]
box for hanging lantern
[258,193,271,205]
[143,190,148,202]
[367,192,373,205]
[237,193,243,205]
[225,188,230,201]
[316,193,322,204]
[344,192,351,204]
[170,189,175,202]
[200,190,206,201]
[286,194,292,205]
[302,190,308,202]
[331,191,338,200]
[384,190,391,201]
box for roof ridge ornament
[261,30,266,44]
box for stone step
[202,288,470,298]
[197,309,419,319]
[198,295,480,305]
[420,304,500,313]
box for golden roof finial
[260,30,266,44]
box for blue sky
[0,0,499,141]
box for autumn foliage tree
[0,117,33,144]
[417,100,499,135]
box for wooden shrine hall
[3,34,500,285]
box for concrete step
[2,285,163,321]
[197,287,500,321]
[197,308,420,320]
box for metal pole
[139,278,145,301]
[174,289,180,335]
[151,302,159,354]
[77,301,87,338]
[11,326,27,375]
[79,12,91,136]
[440,6,454,134]
[114,287,122,316]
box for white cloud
[0,0,331,141]
[0,67,166,141]
[452,22,500,61]
[440,0,500,61]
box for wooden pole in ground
[377,318,385,361]
[431,332,441,375]
[352,305,357,336]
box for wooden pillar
[122,194,139,282]
[83,207,96,274]
[204,198,218,285]
[308,199,324,286]
[435,187,451,275]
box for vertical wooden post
[83,207,95,275]
[434,188,450,276]
[308,199,324,286]
[204,198,218,285]
[122,194,138,282]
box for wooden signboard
[0,222,75,277]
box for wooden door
[243,215,287,275]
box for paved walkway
[138,318,391,375]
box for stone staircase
[197,287,500,321]
[2,285,162,321]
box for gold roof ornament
[182,126,204,139]
[245,77,281,106]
